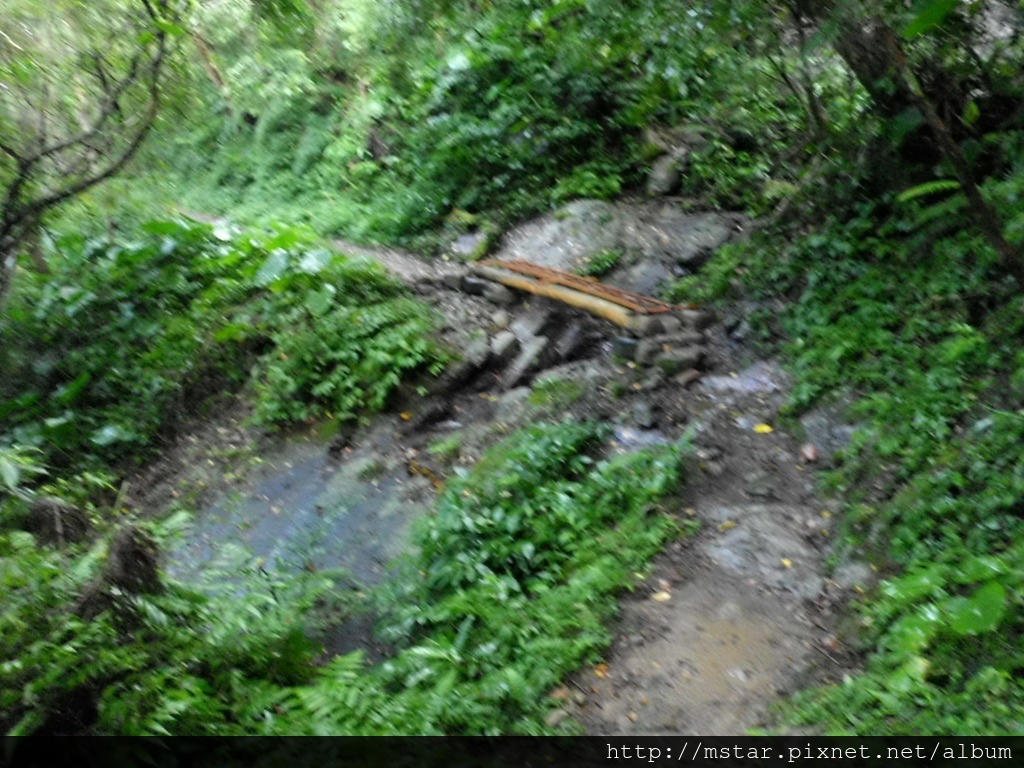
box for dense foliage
[4,0,1024,738]
[2,422,686,735]
[0,220,441,475]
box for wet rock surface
[495,198,749,294]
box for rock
[673,308,714,331]
[441,272,464,291]
[628,315,700,338]
[635,333,704,365]
[482,282,516,306]
[702,504,823,599]
[729,318,752,342]
[510,306,557,341]
[831,560,875,591]
[495,387,532,422]
[674,369,702,387]
[611,336,639,360]
[536,359,609,386]
[401,399,452,434]
[490,331,520,365]
[495,199,748,286]
[497,199,625,272]
[553,320,586,360]
[631,400,657,429]
[743,469,776,500]
[433,335,491,392]
[639,367,667,392]
[544,708,570,728]
[491,309,511,328]
[503,335,550,388]
[646,148,690,197]
[450,231,489,260]
[700,360,790,395]
[617,259,673,296]
[460,275,491,296]
[800,402,858,461]
[655,346,704,375]
[799,443,820,463]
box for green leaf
[304,285,336,316]
[0,457,20,491]
[963,100,980,126]
[154,20,187,37]
[256,250,290,286]
[945,581,1007,636]
[902,0,960,41]
[297,249,334,275]
[881,565,946,603]
[896,179,961,203]
[888,606,941,653]
[91,424,133,447]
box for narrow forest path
[324,214,864,734]
[176,206,864,734]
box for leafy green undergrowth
[0,219,442,476]
[159,0,823,245]
[1,421,689,734]
[684,195,1024,733]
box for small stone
[674,369,702,387]
[483,282,516,306]
[654,346,704,375]
[611,336,639,360]
[627,314,669,337]
[635,333,703,364]
[631,400,656,429]
[638,369,666,393]
[572,691,587,705]
[450,231,488,259]
[800,443,820,463]
[646,152,685,197]
[554,320,586,360]
[544,709,570,728]
[657,315,684,334]
[440,272,464,290]
[674,309,714,331]
[490,331,519,364]
[491,309,510,328]
[503,335,550,388]
[460,275,492,296]
[431,335,491,392]
[510,306,555,341]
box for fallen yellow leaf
[594,663,609,679]
[754,423,774,434]
[781,558,793,568]
[652,591,672,602]
[400,411,413,421]
[717,520,737,532]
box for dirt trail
[167,211,860,734]
[325,231,859,734]
[342,236,861,734]
[569,356,857,734]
